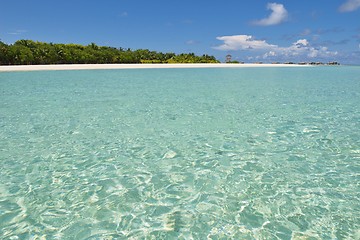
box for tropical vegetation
[0,40,219,65]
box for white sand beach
[0,63,309,72]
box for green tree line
[0,40,219,65]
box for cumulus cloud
[339,0,360,12]
[279,40,337,58]
[294,39,309,47]
[214,35,277,51]
[214,34,338,60]
[253,3,288,26]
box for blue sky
[1,0,360,64]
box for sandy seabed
[0,63,309,72]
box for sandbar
[0,63,309,72]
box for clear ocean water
[0,66,359,239]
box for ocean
[0,66,359,239]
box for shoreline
[0,63,310,72]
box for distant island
[226,60,340,65]
[0,40,219,65]
[224,54,340,66]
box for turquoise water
[0,66,359,239]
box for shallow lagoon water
[0,67,359,239]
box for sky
[1,0,360,64]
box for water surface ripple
[0,67,359,239]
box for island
[0,40,219,65]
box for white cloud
[215,34,338,60]
[214,35,277,51]
[253,3,288,26]
[279,39,337,58]
[263,51,277,58]
[339,0,360,12]
[294,39,309,47]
